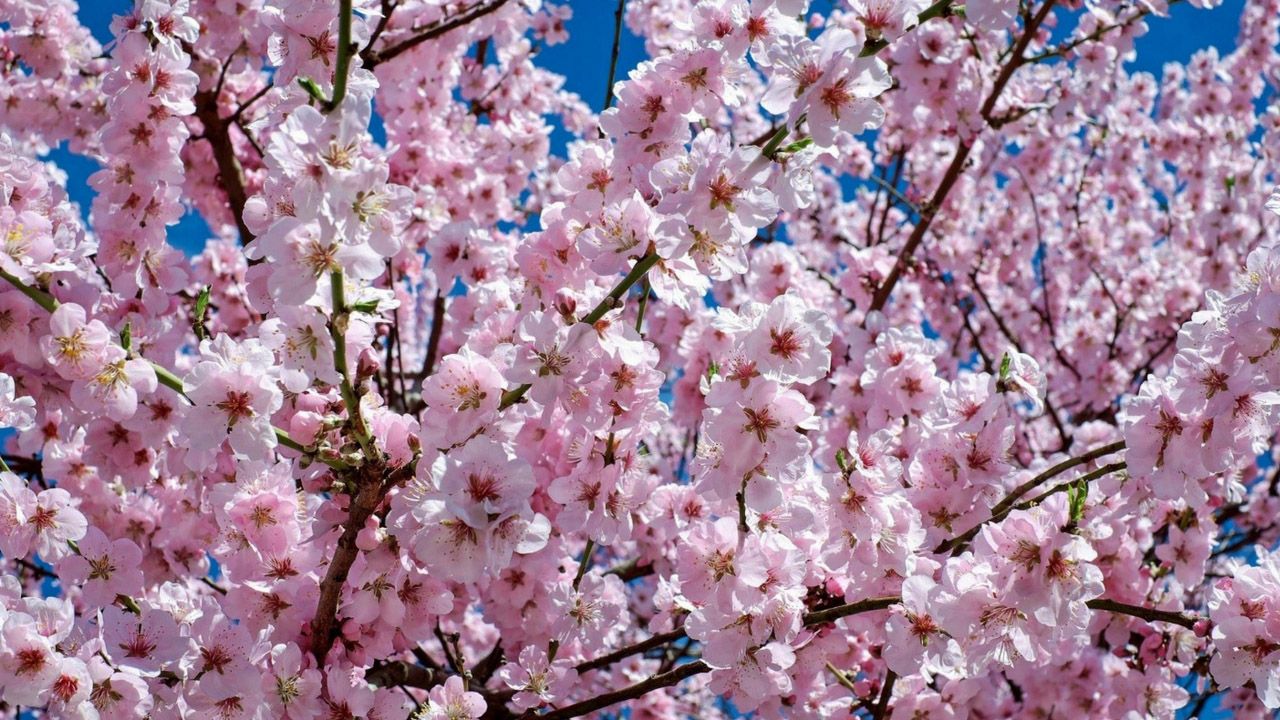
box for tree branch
[1085,598,1198,629]
[935,454,1125,555]
[363,0,512,69]
[310,466,383,662]
[868,0,1058,313]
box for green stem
[150,362,191,401]
[325,0,355,112]
[0,268,58,312]
[329,270,376,457]
[580,252,661,326]
[0,455,10,474]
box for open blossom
[396,436,549,583]
[39,303,113,381]
[56,527,144,608]
[419,346,504,450]
[100,606,185,676]
[549,571,627,651]
[1209,550,1280,708]
[740,293,835,385]
[497,645,577,711]
[68,345,157,421]
[180,334,283,467]
[0,476,85,562]
[422,675,485,720]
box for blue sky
[59,0,1245,255]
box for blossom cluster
[0,0,1278,718]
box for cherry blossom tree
[1,0,1279,717]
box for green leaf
[193,286,211,341]
[351,299,381,314]
[297,77,328,105]
[780,137,814,155]
[119,321,132,352]
[1068,480,1087,523]
[835,448,853,475]
[116,594,142,615]
[998,352,1012,381]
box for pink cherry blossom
[0,0,1275,716]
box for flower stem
[329,270,376,458]
[325,0,354,112]
[0,268,58,312]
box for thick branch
[310,469,383,661]
[193,89,254,246]
[530,660,710,720]
[366,659,445,689]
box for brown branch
[1085,598,1198,629]
[310,467,385,662]
[868,0,1058,313]
[526,595,898,720]
[363,0,512,69]
[602,0,626,112]
[1016,461,1126,510]
[193,88,255,246]
[871,670,897,720]
[993,441,1124,517]
[935,448,1125,555]
[603,557,654,582]
[802,595,899,626]
[528,660,710,720]
[575,629,685,675]
[422,292,446,380]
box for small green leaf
[1068,480,1087,523]
[705,360,720,381]
[835,448,853,475]
[780,137,814,155]
[998,352,1012,381]
[119,321,132,352]
[297,77,327,105]
[116,594,142,615]
[351,299,381,314]
[193,286,211,341]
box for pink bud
[290,411,324,443]
[357,347,381,381]
[555,290,577,321]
